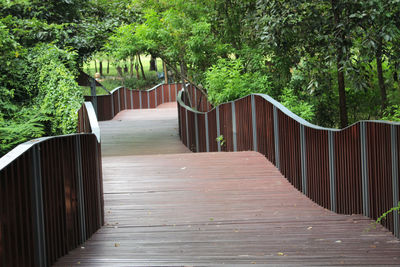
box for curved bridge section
[177,86,400,238]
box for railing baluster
[231,102,237,152]
[185,109,189,147]
[273,106,280,170]
[130,89,133,109]
[300,125,307,195]
[205,113,210,152]
[360,122,370,217]
[195,113,199,152]
[139,91,142,109]
[161,84,164,104]
[74,136,86,244]
[391,125,399,238]
[30,145,47,267]
[216,106,221,152]
[251,95,258,152]
[155,88,157,107]
[147,91,150,109]
[328,131,337,212]
[117,88,121,112]
[124,88,127,110]
[168,84,171,102]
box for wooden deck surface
[54,103,400,266]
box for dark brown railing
[177,87,400,238]
[0,102,103,267]
[85,83,184,121]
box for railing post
[195,113,199,152]
[90,79,98,116]
[161,85,164,104]
[168,83,171,102]
[155,88,158,107]
[75,136,86,243]
[139,91,142,109]
[273,106,280,170]
[205,113,210,152]
[231,102,237,152]
[111,93,114,118]
[130,89,133,109]
[117,88,121,113]
[194,87,197,108]
[216,106,221,152]
[300,125,307,195]
[391,125,399,238]
[360,121,370,217]
[175,83,178,99]
[95,141,103,227]
[124,87,127,110]
[251,95,258,152]
[185,109,189,148]
[328,131,337,212]
[147,91,150,109]
[30,145,47,267]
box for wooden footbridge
[1,83,400,266]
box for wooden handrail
[177,88,400,238]
[0,102,104,267]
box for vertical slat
[231,102,237,152]
[360,122,370,217]
[161,85,164,104]
[31,145,46,267]
[273,106,280,171]
[111,94,114,118]
[216,106,221,152]
[329,131,337,212]
[124,88,127,110]
[117,89,121,112]
[205,113,210,152]
[155,88,158,107]
[251,95,258,152]
[300,125,307,195]
[147,91,150,109]
[195,113,199,152]
[139,91,142,109]
[391,125,399,237]
[130,89,133,109]
[75,136,86,244]
[169,84,171,102]
[185,109,189,147]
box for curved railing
[0,102,103,267]
[177,89,400,238]
[85,82,184,121]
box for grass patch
[82,55,165,95]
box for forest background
[1,0,400,156]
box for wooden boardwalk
[54,103,400,266]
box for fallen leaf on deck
[307,226,312,230]
[335,240,342,243]
[114,243,120,247]
[277,252,284,256]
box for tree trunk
[376,39,387,111]
[99,61,103,77]
[135,55,140,79]
[163,60,168,84]
[107,59,110,74]
[137,54,146,80]
[331,0,348,128]
[130,56,134,77]
[150,55,157,71]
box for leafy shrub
[125,75,159,90]
[205,58,272,105]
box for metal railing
[85,83,184,121]
[177,88,400,238]
[0,102,104,267]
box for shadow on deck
[54,103,400,266]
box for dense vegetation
[0,0,131,156]
[108,0,399,128]
[1,0,400,156]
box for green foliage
[376,202,400,225]
[280,87,314,122]
[216,135,225,147]
[205,58,271,105]
[125,75,159,90]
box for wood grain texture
[54,104,400,266]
